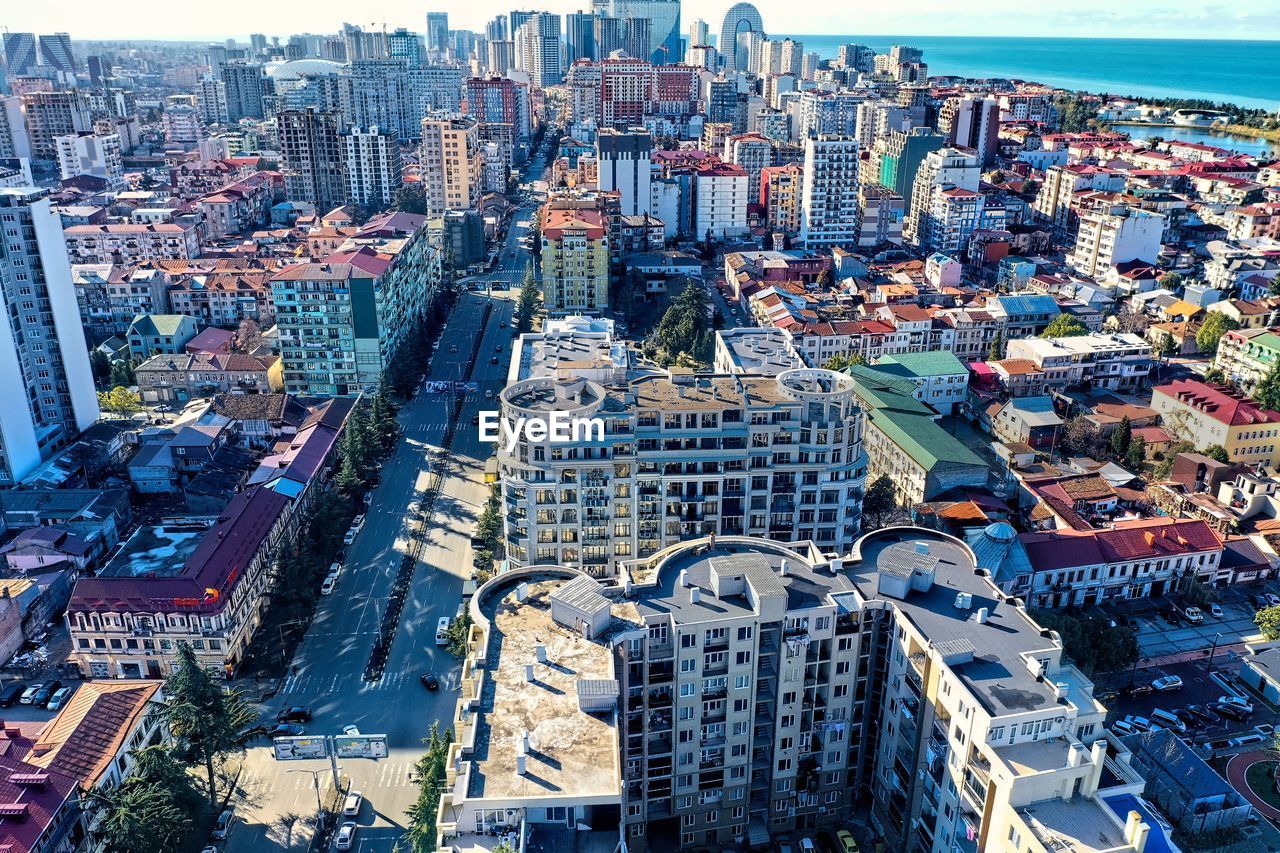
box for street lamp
[287,767,327,827]
[1207,632,1223,673]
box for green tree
[647,280,712,366]
[82,776,191,853]
[862,475,897,530]
[1152,439,1195,480]
[1257,605,1280,640]
[98,386,141,416]
[90,349,112,387]
[516,263,541,333]
[369,386,400,454]
[1203,444,1231,463]
[1109,416,1131,459]
[1203,366,1226,384]
[1196,311,1239,354]
[445,611,473,659]
[163,643,257,811]
[391,183,427,215]
[988,330,1005,361]
[1124,435,1147,470]
[1030,610,1138,675]
[405,723,454,851]
[1039,314,1089,338]
[822,352,865,371]
[108,359,135,387]
[1253,364,1280,412]
[1158,332,1179,361]
[1158,271,1184,290]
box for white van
[436,617,451,646]
[1150,709,1185,734]
[1110,719,1136,736]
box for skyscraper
[387,28,425,67]
[596,129,652,216]
[278,109,347,212]
[426,12,450,56]
[592,0,681,64]
[566,11,598,62]
[2,34,37,78]
[37,33,77,74]
[0,187,99,485]
[718,2,764,72]
[221,61,267,121]
[515,13,564,87]
[800,134,861,250]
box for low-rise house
[990,396,1063,451]
[63,221,201,265]
[166,270,276,328]
[0,724,83,853]
[125,313,200,359]
[209,393,309,448]
[870,350,969,415]
[0,527,92,573]
[127,424,228,494]
[184,327,235,355]
[135,352,283,403]
[1119,729,1253,835]
[0,489,131,558]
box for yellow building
[1151,378,1280,468]
[419,114,482,215]
[540,206,609,315]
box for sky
[6,0,1280,42]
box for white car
[1183,606,1204,624]
[1268,593,1280,607]
[1208,603,1224,618]
[342,791,363,816]
[320,576,337,596]
[1151,675,1183,692]
[1219,695,1254,713]
[342,529,357,546]
[335,821,357,850]
[436,616,451,646]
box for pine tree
[516,263,541,333]
[90,349,111,387]
[109,359,135,387]
[1254,364,1280,412]
[988,330,1005,361]
[1109,416,1131,459]
[1124,435,1147,470]
[862,475,897,530]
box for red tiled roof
[1019,518,1222,572]
[1154,379,1280,427]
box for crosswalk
[278,669,424,698]
[237,758,420,794]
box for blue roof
[965,523,1034,585]
[994,294,1060,317]
[1102,794,1175,853]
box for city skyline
[6,1,1280,42]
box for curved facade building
[593,0,682,64]
[718,2,764,71]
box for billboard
[273,736,328,760]
[333,734,389,759]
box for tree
[1158,332,1179,361]
[368,386,400,453]
[445,611,473,659]
[1060,415,1104,459]
[336,407,376,497]
[233,317,264,354]
[515,262,542,334]
[1039,314,1089,338]
[90,349,112,387]
[1258,606,1280,640]
[109,359,135,388]
[405,723,454,852]
[987,330,1005,361]
[163,643,256,811]
[98,386,141,416]
[822,353,865,372]
[1029,609,1137,675]
[1203,366,1226,384]
[862,476,897,530]
[82,776,191,853]
[1203,444,1231,463]
[391,183,427,215]
[1109,416,1131,459]
[1153,439,1195,480]
[646,280,712,367]
[1253,364,1280,412]
[1196,311,1239,354]
[1124,435,1147,470]
[1158,271,1184,290]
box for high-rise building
[162,97,205,145]
[686,18,709,63]
[876,127,944,200]
[800,135,860,250]
[221,61,267,121]
[718,2,764,71]
[539,205,611,315]
[466,76,532,176]
[55,132,123,185]
[595,16,650,62]
[596,128,652,216]
[566,11,598,62]
[2,33,38,78]
[20,91,93,162]
[941,94,1000,167]
[249,33,268,56]
[277,109,347,212]
[0,96,32,164]
[342,125,404,209]
[486,40,514,76]
[196,76,230,125]
[1067,205,1166,279]
[426,12,451,57]
[856,182,905,247]
[515,13,564,87]
[419,114,482,215]
[0,187,99,485]
[592,0,681,63]
[387,28,425,67]
[37,33,77,74]
[760,163,802,233]
[904,146,980,248]
[725,132,771,198]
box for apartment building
[693,161,750,240]
[0,188,100,486]
[497,348,868,576]
[856,183,905,247]
[67,399,351,678]
[1151,379,1280,469]
[271,212,439,396]
[135,351,283,403]
[871,351,969,416]
[1032,165,1125,233]
[540,206,610,315]
[55,131,123,186]
[420,114,482,215]
[1066,206,1165,280]
[195,171,276,239]
[20,91,93,162]
[923,186,984,255]
[63,222,201,265]
[726,133,772,197]
[1004,333,1152,394]
[1214,327,1280,392]
[761,164,803,234]
[438,529,1153,853]
[277,108,347,213]
[596,129,653,217]
[1005,517,1226,607]
[341,125,403,210]
[800,135,860,251]
[905,147,979,249]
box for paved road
[225,162,547,853]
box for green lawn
[1245,760,1280,811]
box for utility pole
[287,768,325,827]
[1207,632,1223,673]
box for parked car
[1173,708,1202,727]
[1151,675,1183,692]
[269,723,305,737]
[19,683,46,705]
[342,529,358,546]
[335,822,357,851]
[211,808,234,840]
[436,617,451,646]
[342,791,363,817]
[420,672,439,690]
[490,356,499,364]
[1183,607,1204,624]
[1219,695,1254,714]
[46,685,75,711]
[1253,594,1272,610]
[1267,592,1280,607]
[1161,608,1181,625]
[0,683,25,707]
[1125,682,1154,697]
[320,576,337,595]
[277,707,312,723]
[1150,709,1186,733]
[1185,704,1218,726]
[836,830,860,853]
[1210,701,1251,721]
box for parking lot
[1110,583,1268,660]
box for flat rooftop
[845,530,1063,718]
[1019,797,1129,853]
[467,578,620,801]
[99,524,206,578]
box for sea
[778,35,1280,155]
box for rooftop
[1019,796,1129,853]
[98,524,206,579]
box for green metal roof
[874,350,969,377]
[847,365,987,471]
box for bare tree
[234,318,264,354]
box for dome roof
[982,522,1016,543]
[266,59,342,80]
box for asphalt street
[223,162,546,853]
